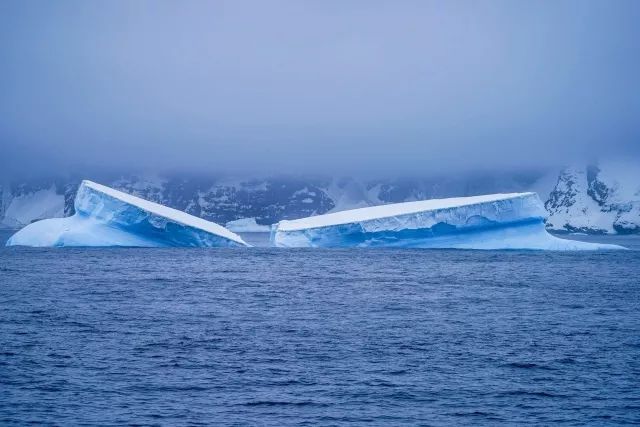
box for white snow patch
[292,187,316,198]
[323,178,380,213]
[597,160,640,202]
[2,186,65,228]
[528,168,561,203]
[225,217,271,232]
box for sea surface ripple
[1,231,639,425]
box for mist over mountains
[2,161,638,234]
[2,1,640,179]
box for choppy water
[1,230,639,425]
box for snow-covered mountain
[0,180,73,229]
[545,161,640,234]
[2,163,638,234]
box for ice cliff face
[1,162,638,234]
[6,181,248,247]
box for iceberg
[271,192,625,250]
[6,180,249,248]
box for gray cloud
[1,0,639,178]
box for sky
[1,0,639,178]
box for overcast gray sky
[1,0,639,178]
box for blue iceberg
[271,192,625,250]
[6,180,249,248]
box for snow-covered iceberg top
[7,180,249,248]
[277,192,540,232]
[272,192,625,250]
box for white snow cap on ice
[277,192,537,231]
[81,180,246,245]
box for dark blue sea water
[1,230,640,425]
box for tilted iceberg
[271,192,625,250]
[6,180,249,248]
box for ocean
[1,229,639,425]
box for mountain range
[1,162,638,234]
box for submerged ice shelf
[271,192,625,250]
[6,180,249,248]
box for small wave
[387,369,409,376]
[501,362,555,370]
[503,362,538,369]
[451,410,502,420]
[500,390,566,398]
[130,385,211,392]
[46,352,72,359]
[267,379,315,387]
[241,400,329,408]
